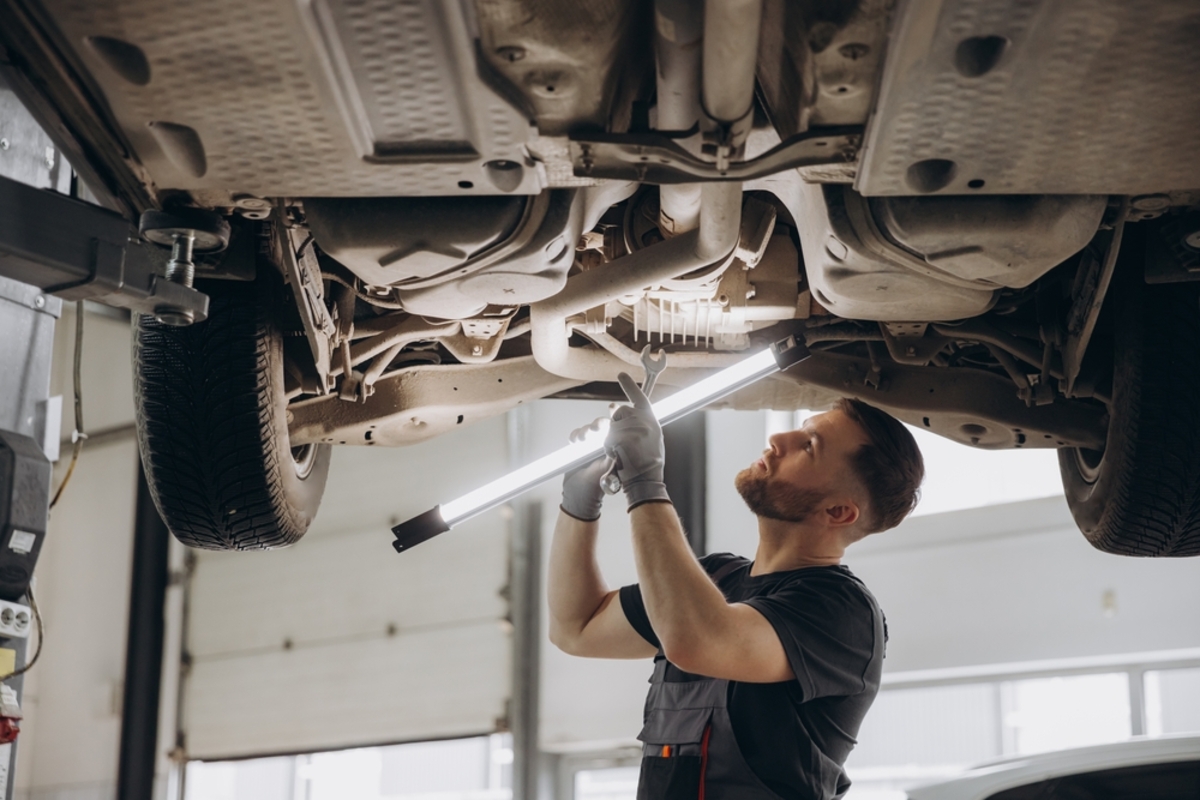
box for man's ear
[823,500,861,528]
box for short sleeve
[619,554,740,650]
[744,573,880,701]
[619,584,659,648]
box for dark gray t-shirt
[619,553,886,799]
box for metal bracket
[276,212,336,393]
[569,127,862,184]
[1063,202,1128,395]
[879,322,952,366]
[0,174,209,322]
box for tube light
[391,335,809,553]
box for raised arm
[607,373,793,682]
[547,507,656,659]
[628,502,792,682]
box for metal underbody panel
[288,355,579,446]
[35,0,541,197]
[857,0,1200,196]
[781,351,1108,451]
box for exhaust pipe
[529,0,764,384]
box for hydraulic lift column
[0,274,57,797]
[0,168,211,799]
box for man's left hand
[606,373,671,511]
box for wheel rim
[1073,447,1105,485]
[291,443,317,479]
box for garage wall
[182,419,515,759]
[849,496,1200,673]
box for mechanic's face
[735,410,869,524]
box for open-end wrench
[601,346,667,494]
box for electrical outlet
[0,600,31,639]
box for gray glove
[606,372,671,511]
[561,418,613,521]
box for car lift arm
[0,172,208,324]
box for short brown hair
[835,398,924,533]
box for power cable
[49,300,87,509]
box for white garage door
[182,418,514,759]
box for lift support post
[0,164,209,799]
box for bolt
[1130,193,1170,212]
[164,230,197,287]
[906,346,916,357]
[0,138,8,150]
[33,295,46,309]
[1184,230,1200,251]
[471,344,483,356]
[496,46,526,62]
[232,194,271,210]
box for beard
[735,468,826,523]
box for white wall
[849,497,1200,672]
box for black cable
[50,301,87,509]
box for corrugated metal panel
[37,0,539,196]
[184,621,510,759]
[182,419,513,759]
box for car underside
[3,0,1199,554]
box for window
[185,734,512,800]
[1145,667,1200,736]
[573,766,640,800]
[843,672,1136,799]
[1001,673,1131,755]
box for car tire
[133,275,331,550]
[1058,265,1200,557]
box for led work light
[390,335,809,553]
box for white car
[906,735,1200,800]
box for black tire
[133,276,331,550]
[1058,271,1200,557]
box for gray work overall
[635,563,786,800]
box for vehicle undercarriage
[3,0,1199,554]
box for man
[548,373,925,800]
